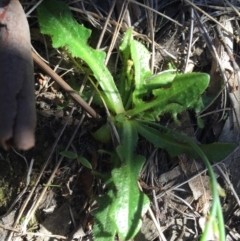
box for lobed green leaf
[127,73,210,121]
[37,0,124,114]
[130,38,152,106]
[93,190,117,241]
[109,120,150,240]
[110,154,149,240]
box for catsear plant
[38,1,236,240]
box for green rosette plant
[38,1,236,240]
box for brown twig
[32,51,101,119]
[0,223,67,240]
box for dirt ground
[1,0,240,240]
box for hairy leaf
[119,28,133,103]
[144,69,177,90]
[109,120,149,240]
[127,73,210,121]
[110,153,149,240]
[37,0,124,114]
[119,29,152,108]
[130,35,152,106]
[93,190,117,241]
